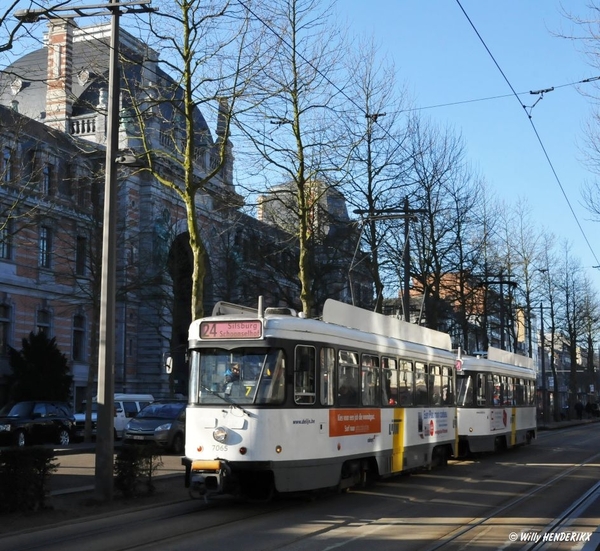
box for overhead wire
[397,75,600,114]
[456,0,600,267]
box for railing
[71,116,97,137]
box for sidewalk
[48,443,184,496]
[537,415,600,431]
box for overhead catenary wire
[456,0,600,268]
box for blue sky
[338,0,600,292]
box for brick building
[0,21,370,406]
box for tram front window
[189,348,286,405]
[456,375,473,406]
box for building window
[39,226,52,268]
[58,163,72,196]
[42,163,53,195]
[25,150,38,182]
[72,314,85,361]
[75,236,86,276]
[0,218,12,260]
[0,304,10,355]
[2,147,12,183]
[37,309,51,334]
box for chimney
[45,18,76,132]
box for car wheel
[57,429,70,446]
[171,433,184,454]
[14,430,26,447]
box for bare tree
[235,0,347,317]
[556,241,587,417]
[122,0,262,320]
[408,117,475,330]
[337,36,415,312]
[504,199,545,357]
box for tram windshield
[189,347,286,406]
[456,375,473,406]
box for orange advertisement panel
[329,409,381,437]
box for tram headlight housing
[213,426,228,443]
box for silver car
[123,401,186,454]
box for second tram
[455,347,536,455]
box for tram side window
[338,350,359,406]
[320,347,336,406]
[430,365,442,406]
[476,373,487,406]
[398,360,414,406]
[415,362,428,405]
[502,376,514,405]
[515,378,525,406]
[492,374,501,406]
[294,346,316,405]
[528,380,536,406]
[361,354,380,406]
[442,366,454,405]
[382,357,398,406]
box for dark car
[0,400,75,447]
[123,400,186,454]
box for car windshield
[136,402,185,419]
[189,347,286,406]
[0,402,34,417]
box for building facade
[0,21,370,407]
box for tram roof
[459,346,536,377]
[191,299,454,357]
[322,299,452,351]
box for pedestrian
[574,401,584,420]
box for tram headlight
[213,426,228,443]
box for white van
[74,393,154,440]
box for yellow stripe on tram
[392,407,405,473]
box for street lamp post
[15,0,153,501]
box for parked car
[123,400,186,454]
[73,393,154,441]
[0,400,75,447]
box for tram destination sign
[200,320,263,340]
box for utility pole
[477,271,517,350]
[540,303,548,424]
[354,198,425,322]
[402,197,411,322]
[15,0,154,502]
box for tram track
[423,448,600,551]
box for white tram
[455,347,536,456]
[182,299,458,500]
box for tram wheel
[432,446,448,468]
[241,472,276,503]
[494,436,507,453]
